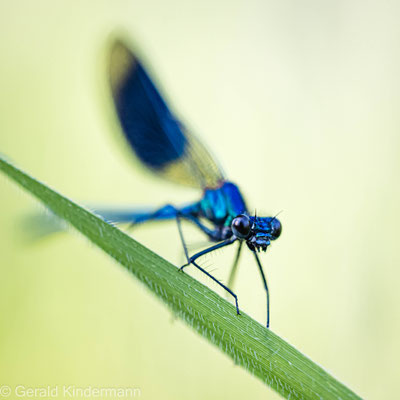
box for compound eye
[270,218,282,239]
[231,214,251,238]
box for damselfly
[97,39,282,328]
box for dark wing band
[109,39,225,189]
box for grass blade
[0,155,361,400]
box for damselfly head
[231,214,281,252]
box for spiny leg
[179,238,240,314]
[190,260,240,315]
[181,238,237,268]
[227,240,243,291]
[175,211,190,262]
[253,252,270,328]
[186,239,217,252]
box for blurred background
[1,1,399,399]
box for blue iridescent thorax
[198,182,247,226]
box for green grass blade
[0,155,362,400]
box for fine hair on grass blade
[0,156,362,400]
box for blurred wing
[109,39,224,189]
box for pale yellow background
[1,1,399,399]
